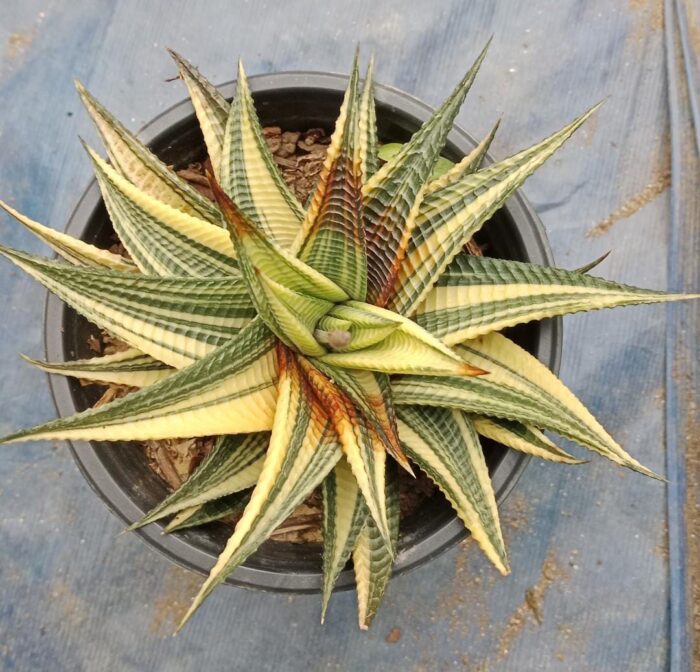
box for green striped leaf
[75,81,221,225]
[0,246,254,368]
[220,62,304,249]
[309,362,411,472]
[396,407,508,573]
[377,143,455,182]
[179,347,341,629]
[321,458,367,622]
[130,432,268,529]
[86,146,238,277]
[352,463,399,630]
[164,491,251,532]
[298,357,391,547]
[358,58,379,180]
[414,254,696,344]
[390,104,601,317]
[573,251,610,275]
[363,41,489,306]
[298,54,367,300]
[168,49,230,179]
[392,332,658,478]
[21,348,172,388]
[1,318,278,443]
[472,416,583,464]
[424,118,500,195]
[0,199,137,273]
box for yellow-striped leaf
[309,362,411,472]
[321,458,367,622]
[0,199,137,272]
[0,246,254,368]
[358,58,379,180]
[1,318,278,443]
[390,104,601,317]
[220,62,304,249]
[21,348,172,388]
[423,119,500,196]
[297,53,367,300]
[76,81,221,225]
[298,357,392,547]
[86,146,238,277]
[164,491,251,533]
[396,407,508,573]
[414,254,697,344]
[179,347,341,629]
[352,464,399,630]
[392,332,658,478]
[472,416,583,464]
[363,41,490,306]
[130,432,268,529]
[168,49,230,179]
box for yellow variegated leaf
[130,432,268,529]
[423,119,500,196]
[0,199,137,272]
[1,319,278,443]
[391,104,601,317]
[472,416,583,464]
[459,333,654,475]
[179,347,341,629]
[220,62,304,249]
[164,492,251,532]
[21,348,172,388]
[168,49,230,179]
[86,145,238,277]
[297,53,367,300]
[321,458,367,622]
[414,254,698,344]
[358,57,379,180]
[396,407,508,573]
[363,41,490,306]
[298,357,392,547]
[0,246,254,368]
[75,81,221,224]
[353,464,399,629]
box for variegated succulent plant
[1,43,697,631]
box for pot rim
[45,70,561,593]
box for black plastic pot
[45,72,561,593]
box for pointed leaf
[1,318,278,443]
[76,81,221,224]
[352,463,399,629]
[0,199,137,272]
[573,251,611,275]
[22,348,172,388]
[358,58,379,180]
[297,55,367,300]
[220,62,304,248]
[396,407,508,573]
[309,362,411,472]
[392,332,658,478]
[164,491,251,532]
[130,432,268,529]
[390,104,601,316]
[212,179,348,301]
[472,416,583,464]
[298,357,392,547]
[86,146,238,277]
[168,49,230,178]
[363,41,490,306]
[0,246,254,368]
[179,347,341,629]
[413,253,697,344]
[424,119,500,196]
[321,458,367,621]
